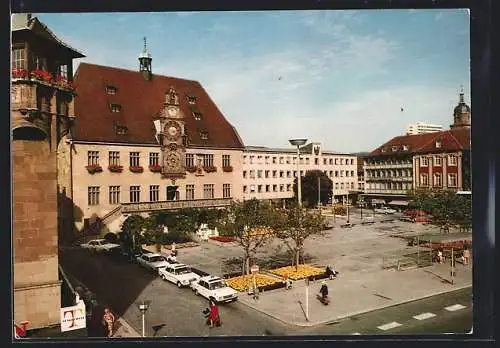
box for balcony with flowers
[108,164,123,173]
[86,164,103,174]
[129,166,144,173]
[11,68,76,93]
[149,165,162,173]
[222,166,233,173]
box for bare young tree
[274,207,326,270]
[217,199,277,275]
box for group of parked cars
[79,240,238,304]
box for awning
[388,200,409,206]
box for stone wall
[12,138,61,329]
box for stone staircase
[72,205,123,244]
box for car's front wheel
[160,274,166,281]
[194,289,199,296]
[177,281,182,288]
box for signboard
[60,300,86,332]
[250,264,259,273]
[121,198,232,213]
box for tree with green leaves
[293,170,333,207]
[216,199,279,275]
[274,206,326,270]
[121,214,145,253]
[407,188,472,233]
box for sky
[36,10,470,153]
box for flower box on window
[222,166,233,173]
[30,69,53,83]
[12,68,28,79]
[149,165,162,173]
[54,75,76,90]
[203,166,217,173]
[86,165,103,174]
[186,166,198,173]
[129,166,144,173]
[108,165,123,173]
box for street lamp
[289,138,308,208]
[136,300,151,337]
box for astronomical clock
[157,86,187,180]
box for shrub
[103,232,118,244]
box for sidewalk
[112,317,141,338]
[237,262,472,327]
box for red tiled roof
[73,63,244,148]
[370,128,470,156]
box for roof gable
[370,128,470,156]
[73,63,244,149]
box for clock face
[166,151,181,169]
[167,107,178,117]
[164,121,181,142]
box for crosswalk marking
[413,312,437,320]
[377,322,402,331]
[445,304,466,312]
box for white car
[374,207,397,214]
[136,253,170,271]
[80,239,120,252]
[158,263,200,288]
[191,275,238,303]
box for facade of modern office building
[11,13,85,329]
[363,90,471,206]
[405,122,444,135]
[61,50,245,239]
[242,143,358,204]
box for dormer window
[106,85,117,95]
[116,125,128,135]
[111,104,121,112]
[391,146,398,152]
[193,112,203,121]
[403,145,409,151]
[187,95,197,104]
[200,131,209,140]
[435,141,442,148]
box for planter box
[129,166,144,173]
[209,236,234,243]
[222,166,233,173]
[108,165,123,173]
[203,166,217,173]
[86,165,103,174]
[149,165,162,173]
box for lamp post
[289,138,307,208]
[136,300,151,337]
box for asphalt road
[297,287,472,335]
[60,248,472,337]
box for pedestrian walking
[462,247,470,265]
[206,299,221,328]
[103,306,116,338]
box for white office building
[242,142,358,203]
[405,122,443,135]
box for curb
[237,284,472,327]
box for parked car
[191,275,238,303]
[80,239,120,252]
[400,216,416,222]
[158,263,200,288]
[136,253,170,271]
[374,206,397,214]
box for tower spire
[138,36,152,81]
[459,85,464,103]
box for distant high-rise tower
[139,37,152,81]
[405,122,444,135]
[450,86,471,129]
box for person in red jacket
[207,299,221,328]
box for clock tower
[157,86,187,180]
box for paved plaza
[177,215,472,327]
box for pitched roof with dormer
[370,128,470,156]
[73,63,245,149]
